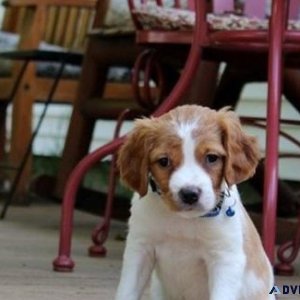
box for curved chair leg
[262,0,286,264]
[275,221,300,275]
[88,110,130,257]
[53,0,206,272]
[88,151,118,257]
[52,138,124,272]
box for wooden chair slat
[44,6,57,43]
[2,7,17,31]
[73,8,91,50]
[63,7,79,48]
[53,7,68,45]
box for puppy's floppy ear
[117,118,154,197]
[218,108,261,186]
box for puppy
[116,105,274,300]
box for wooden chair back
[1,0,98,51]
[0,0,99,195]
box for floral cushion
[0,31,19,76]
[133,4,194,30]
[208,14,300,31]
[132,5,300,31]
[100,0,190,35]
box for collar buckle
[202,187,235,218]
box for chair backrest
[43,6,95,49]
[1,1,99,51]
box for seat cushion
[132,5,300,31]
[100,0,190,35]
[133,4,194,31]
[0,31,82,78]
[0,31,19,76]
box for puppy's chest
[150,217,206,269]
[149,214,241,277]
[154,237,209,298]
[155,236,206,268]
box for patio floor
[0,198,125,300]
[0,198,299,300]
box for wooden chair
[52,25,140,200]
[0,0,97,201]
[52,0,300,273]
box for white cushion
[0,31,130,81]
[0,31,82,78]
[0,31,19,75]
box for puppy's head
[118,105,260,217]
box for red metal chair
[53,0,300,272]
[53,0,198,272]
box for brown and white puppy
[116,105,274,300]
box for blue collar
[201,194,225,218]
[202,190,235,218]
[149,177,235,218]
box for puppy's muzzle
[179,186,202,205]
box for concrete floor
[0,199,299,300]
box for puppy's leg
[116,240,155,300]
[207,255,246,300]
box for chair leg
[0,102,9,164]
[52,137,124,272]
[283,68,300,113]
[88,109,130,257]
[54,44,109,199]
[183,61,220,107]
[0,62,28,199]
[1,61,66,219]
[54,35,138,199]
[54,110,96,198]
[213,64,266,110]
[0,102,8,190]
[275,222,300,275]
[88,158,118,257]
[9,63,39,202]
[262,0,285,264]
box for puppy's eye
[206,154,219,164]
[157,156,170,168]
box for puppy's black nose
[179,187,201,205]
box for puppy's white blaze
[169,122,216,213]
